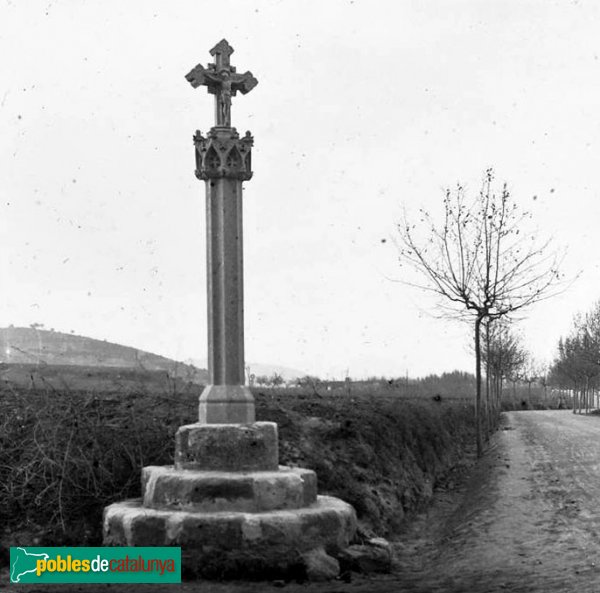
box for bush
[255,389,476,535]
[0,384,476,547]
[0,386,195,545]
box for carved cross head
[185,39,258,128]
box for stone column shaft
[206,177,245,385]
[194,126,255,424]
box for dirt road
[391,410,600,592]
[5,410,600,592]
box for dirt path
[392,410,600,592]
[6,410,600,592]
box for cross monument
[103,41,356,578]
[186,39,258,423]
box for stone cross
[186,40,258,424]
[185,39,258,128]
[103,42,356,577]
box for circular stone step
[142,465,317,512]
[103,495,356,578]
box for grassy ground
[0,383,476,563]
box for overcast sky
[1,0,599,379]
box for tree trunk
[475,316,483,457]
[485,320,491,432]
[586,377,590,414]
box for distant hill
[0,326,208,383]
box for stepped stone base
[103,495,356,578]
[142,465,317,512]
[102,421,357,579]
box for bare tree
[254,375,270,386]
[482,321,527,416]
[537,362,550,406]
[520,356,543,408]
[397,169,564,455]
[269,372,285,388]
[551,303,600,413]
[297,375,322,396]
[552,335,586,412]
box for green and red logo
[9,547,181,584]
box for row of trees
[550,301,600,414]
[482,322,556,418]
[248,371,323,391]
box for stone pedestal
[198,385,255,425]
[103,422,356,578]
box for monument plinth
[103,39,356,579]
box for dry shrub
[1,384,476,547]
[255,390,477,535]
[0,385,196,545]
